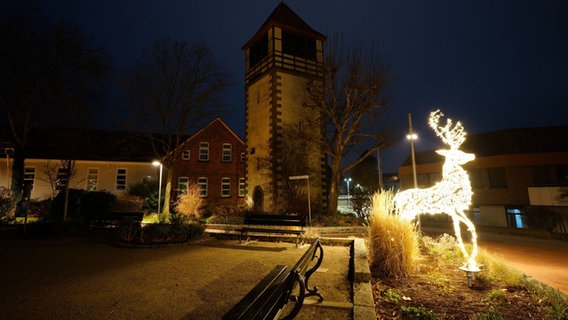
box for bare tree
[306,36,392,215]
[0,7,113,203]
[123,39,230,219]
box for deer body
[394,110,479,270]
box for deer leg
[456,211,479,270]
[451,216,469,260]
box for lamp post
[289,175,311,226]
[152,161,163,216]
[344,178,352,204]
[407,113,418,189]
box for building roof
[402,126,568,166]
[22,127,156,163]
[242,2,326,50]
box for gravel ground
[0,232,353,319]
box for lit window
[222,144,232,162]
[178,177,189,195]
[56,168,68,190]
[198,177,208,197]
[23,167,35,190]
[182,150,190,160]
[199,142,209,161]
[221,177,231,197]
[116,168,127,190]
[240,152,245,162]
[87,168,98,191]
[239,178,245,197]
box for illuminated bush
[367,190,419,278]
[174,183,203,222]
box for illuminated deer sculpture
[394,110,479,270]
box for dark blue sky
[8,0,568,172]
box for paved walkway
[0,232,359,319]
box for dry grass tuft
[175,183,203,222]
[367,190,420,278]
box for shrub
[523,206,562,232]
[0,187,14,220]
[49,189,84,222]
[80,191,116,223]
[127,180,160,212]
[367,190,419,278]
[174,183,203,222]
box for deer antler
[429,110,466,149]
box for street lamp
[289,175,311,226]
[152,161,163,216]
[407,113,418,189]
[344,178,352,203]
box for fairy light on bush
[394,110,479,271]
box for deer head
[429,110,475,164]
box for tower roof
[242,2,326,50]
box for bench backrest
[222,265,290,320]
[243,214,306,227]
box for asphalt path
[423,225,568,295]
[478,233,568,295]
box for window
[239,178,245,197]
[488,167,507,188]
[199,142,209,161]
[178,177,189,195]
[222,144,232,162]
[87,168,98,191]
[182,150,190,160]
[116,168,127,190]
[198,177,208,197]
[56,168,68,190]
[240,152,245,162]
[468,169,484,189]
[221,177,231,197]
[23,167,35,190]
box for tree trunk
[327,158,343,215]
[160,167,173,219]
[11,149,25,203]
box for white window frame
[116,168,127,190]
[23,167,35,190]
[222,143,232,162]
[56,168,68,190]
[198,177,208,197]
[178,177,189,195]
[182,149,190,160]
[238,177,245,197]
[199,142,209,161]
[87,168,99,191]
[221,177,231,197]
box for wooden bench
[223,238,324,320]
[236,214,306,247]
[89,211,144,229]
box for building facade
[398,126,568,232]
[169,118,246,210]
[242,3,327,213]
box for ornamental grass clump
[175,183,203,222]
[367,190,420,278]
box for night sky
[5,0,568,173]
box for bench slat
[222,265,290,320]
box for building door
[253,186,264,212]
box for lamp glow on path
[394,110,479,271]
[152,161,163,216]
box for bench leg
[304,241,324,302]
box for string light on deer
[394,110,479,272]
